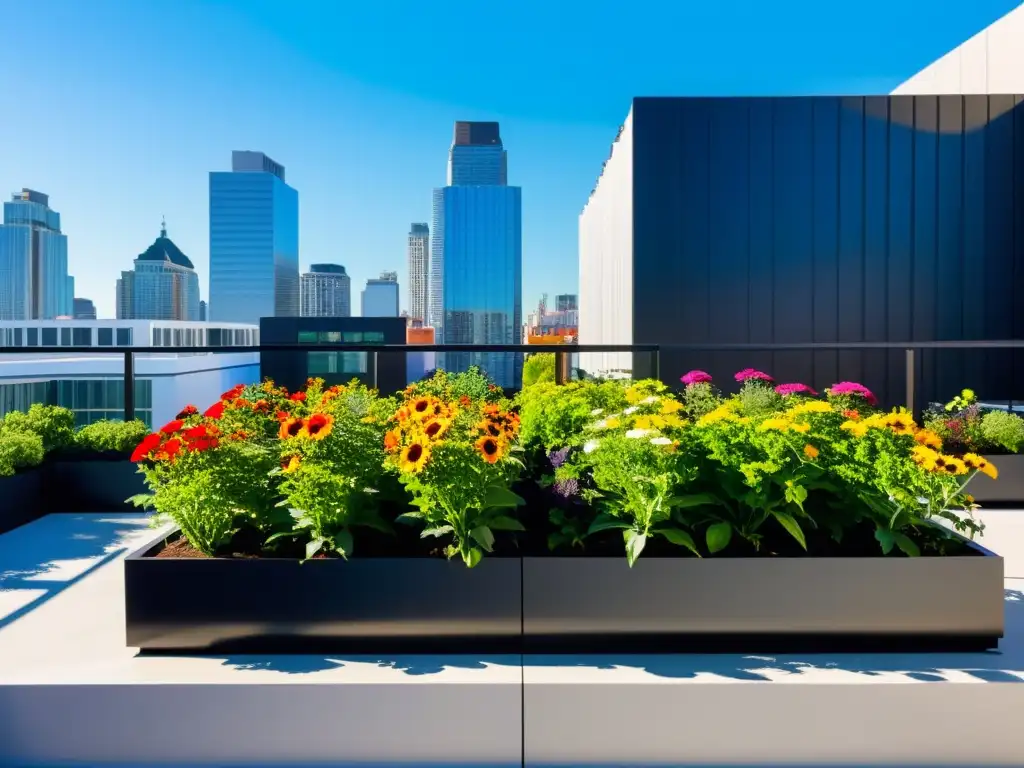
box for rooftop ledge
[0,510,1022,766]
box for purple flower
[735,368,774,383]
[548,447,571,469]
[828,381,878,407]
[553,478,580,499]
[775,383,819,397]
[681,370,712,386]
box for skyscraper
[362,271,400,317]
[116,221,201,321]
[73,297,97,320]
[556,294,578,312]
[407,223,429,324]
[431,121,522,389]
[0,189,74,320]
[209,151,299,324]
[300,264,350,317]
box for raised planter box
[968,453,1024,506]
[47,458,146,513]
[522,534,1004,653]
[0,466,45,535]
[125,529,523,654]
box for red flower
[220,384,245,401]
[252,399,271,413]
[184,425,209,440]
[163,438,183,459]
[459,395,472,407]
[130,433,162,462]
[204,402,225,420]
[176,405,199,419]
[290,391,307,402]
[160,419,184,434]
[275,410,289,422]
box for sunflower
[399,440,431,473]
[479,419,504,438]
[476,435,504,464]
[914,429,943,450]
[423,417,451,441]
[841,420,868,438]
[941,456,968,476]
[410,397,435,420]
[883,412,915,434]
[303,413,334,440]
[803,444,819,459]
[279,417,305,440]
[282,455,301,474]
[912,445,940,470]
[977,458,998,480]
[384,429,401,453]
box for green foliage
[681,381,720,419]
[74,419,150,454]
[522,353,556,388]
[736,380,784,419]
[1,404,75,450]
[981,410,1024,454]
[0,430,45,477]
[515,380,629,453]
[411,366,504,405]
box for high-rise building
[556,294,578,312]
[209,151,299,324]
[199,300,207,321]
[407,223,429,324]
[431,122,522,389]
[0,189,74,320]
[301,264,350,317]
[73,298,97,320]
[362,271,400,317]
[115,221,201,321]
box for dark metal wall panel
[630,96,1024,407]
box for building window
[97,328,113,346]
[116,328,133,346]
[60,328,71,346]
[72,328,91,346]
[42,328,57,346]
[26,328,38,346]
[297,331,317,344]
[14,328,22,346]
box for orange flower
[475,435,504,464]
[234,398,251,409]
[252,399,271,413]
[479,419,504,438]
[229,430,248,441]
[459,395,472,407]
[279,417,305,440]
[842,409,860,420]
[384,429,401,453]
[303,413,334,440]
[803,444,819,459]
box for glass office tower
[0,189,73,320]
[209,151,299,324]
[432,122,523,389]
[116,222,201,320]
[361,272,400,317]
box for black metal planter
[0,467,45,535]
[124,530,523,654]
[46,459,146,513]
[969,454,1024,506]
[521,536,1005,654]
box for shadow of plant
[219,654,519,676]
[0,512,155,630]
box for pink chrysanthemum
[775,383,819,397]
[828,381,878,407]
[681,370,712,386]
[735,368,773,383]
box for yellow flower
[660,399,683,414]
[699,404,739,426]
[861,414,888,430]
[941,456,968,476]
[758,418,791,432]
[882,411,916,434]
[978,459,998,480]
[282,455,301,474]
[914,429,942,450]
[841,420,868,438]
[912,445,939,470]
[399,440,431,473]
[789,422,810,433]
[803,444,819,459]
[790,400,832,415]
[605,416,622,429]
[635,414,667,431]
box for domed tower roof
[136,218,194,269]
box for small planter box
[0,466,45,535]
[47,458,146,513]
[125,529,523,654]
[969,453,1024,506]
[522,535,1004,653]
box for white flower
[590,408,604,416]
[626,429,651,439]
[624,406,638,415]
[584,439,600,453]
[592,419,608,430]
[642,396,659,404]
[650,437,672,445]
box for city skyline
[1,0,1007,320]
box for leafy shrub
[0,404,75,450]
[515,380,629,453]
[74,419,149,454]
[0,430,45,477]
[981,410,1024,454]
[522,353,555,388]
[409,366,504,405]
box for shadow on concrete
[0,512,153,630]
[219,654,520,676]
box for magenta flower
[828,381,878,407]
[775,383,819,397]
[735,368,774,383]
[681,370,712,386]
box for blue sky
[0,0,1017,318]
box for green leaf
[463,546,484,568]
[305,538,325,560]
[771,511,806,550]
[784,482,808,509]
[666,492,721,509]
[547,532,566,552]
[470,525,495,552]
[264,531,297,545]
[874,528,895,555]
[483,485,525,509]
[487,515,525,531]
[126,493,154,509]
[334,529,354,559]
[395,512,424,525]
[587,514,632,535]
[624,530,647,567]
[421,525,454,539]
[892,532,921,558]
[705,521,733,554]
[654,526,700,556]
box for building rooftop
[136,220,194,270]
